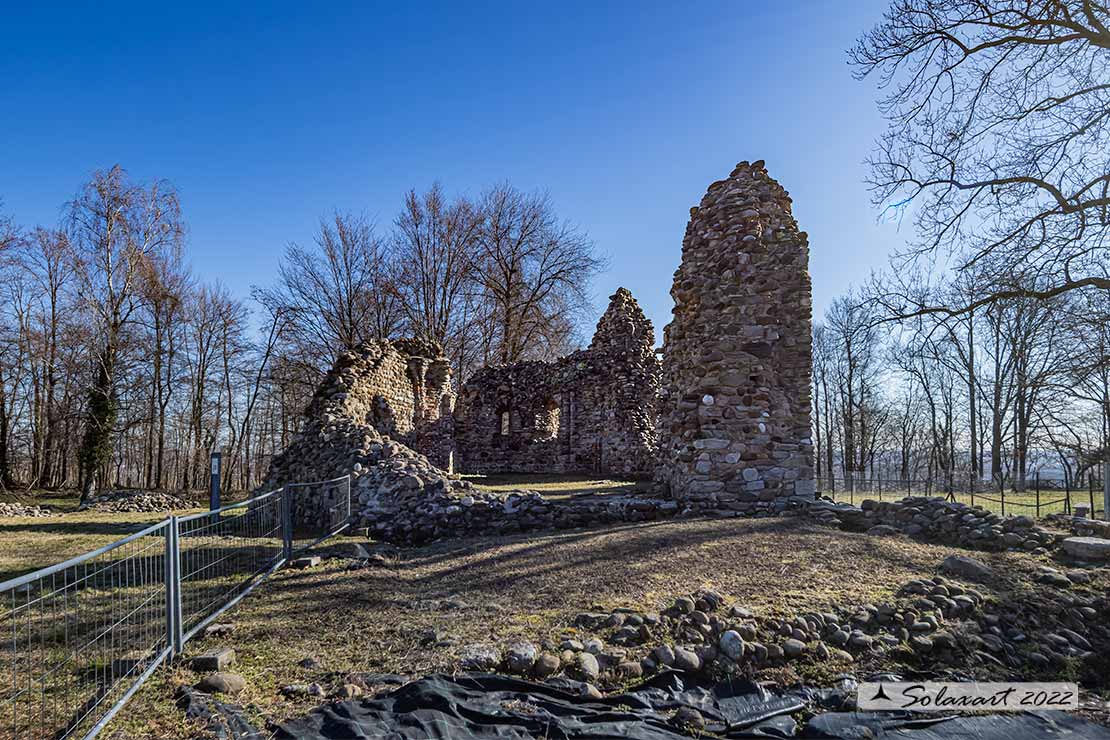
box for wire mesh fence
[0,520,172,740]
[0,474,351,740]
[175,490,285,645]
[818,473,1106,519]
[285,476,351,556]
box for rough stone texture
[806,496,1058,552]
[0,502,52,517]
[258,339,464,532]
[300,338,456,471]
[453,289,661,478]
[1062,537,1110,561]
[81,490,191,513]
[658,161,814,509]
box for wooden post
[1035,472,1040,517]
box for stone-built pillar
[659,161,814,509]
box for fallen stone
[459,644,500,671]
[940,555,993,580]
[533,653,560,678]
[1061,537,1110,561]
[196,673,246,695]
[290,556,321,569]
[191,648,236,672]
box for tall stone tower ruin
[659,161,814,509]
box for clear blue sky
[1,1,905,343]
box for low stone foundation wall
[358,489,680,546]
[804,496,1059,552]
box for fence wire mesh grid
[1,521,171,740]
[285,476,351,555]
[176,490,285,643]
[819,475,1107,518]
[0,475,350,740]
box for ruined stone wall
[658,161,814,510]
[453,288,662,478]
[299,338,455,470]
[262,338,458,501]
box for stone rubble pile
[806,496,1058,552]
[456,573,1107,689]
[0,501,52,517]
[81,489,192,513]
[359,486,680,546]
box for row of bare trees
[814,282,1110,491]
[817,0,1110,491]
[257,182,604,408]
[0,171,602,499]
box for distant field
[0,490,204,583]
[465,473,649,499]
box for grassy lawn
[106,514,1108,738]
[0,500,203,584]
[466,473,650,500]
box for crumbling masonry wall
[298,338,457,471]
[259,338,459,511]
[453,288,662,478]
[658,161,814,509]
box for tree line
[817,0,1110,491]
[0,168,602,498]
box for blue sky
[1,1,904,343]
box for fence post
[209,452,222,514]
[1090,473,1096,517]
[1035,473,1040,517]
[164,520,175,657]
[878,473,882,501]
[281,487,293,561]
[1103,461,1110,521]
[166,515,183,656]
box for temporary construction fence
[819,473,1107,519]
[0,476,351,740]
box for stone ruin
[259,160,818,541]
[452,288,662,478]
[258,339,463,527]
[657,161,814,511]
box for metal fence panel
[175,490,286,644]
[0,521,172,740]
[285,476,351,555]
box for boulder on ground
[940,555,993,581]
[1061,536,1110,561]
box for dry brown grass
[109,514,1108,738]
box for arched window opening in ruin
[500,410,510,436]
[533,398,560,441]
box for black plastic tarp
[264,671,1110,740]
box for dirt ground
[111,513,1109,738]
[3,481,1107,739]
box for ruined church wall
[658,161,814,510]
[453,289,662,478]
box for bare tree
[854,0,1110,317]
[67,166,184,500]
[472,184,604,365]
[258,212,403,376]
[392,185,485,379]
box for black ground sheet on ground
[181,671,1110,739]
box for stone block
[191,647,236,672]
